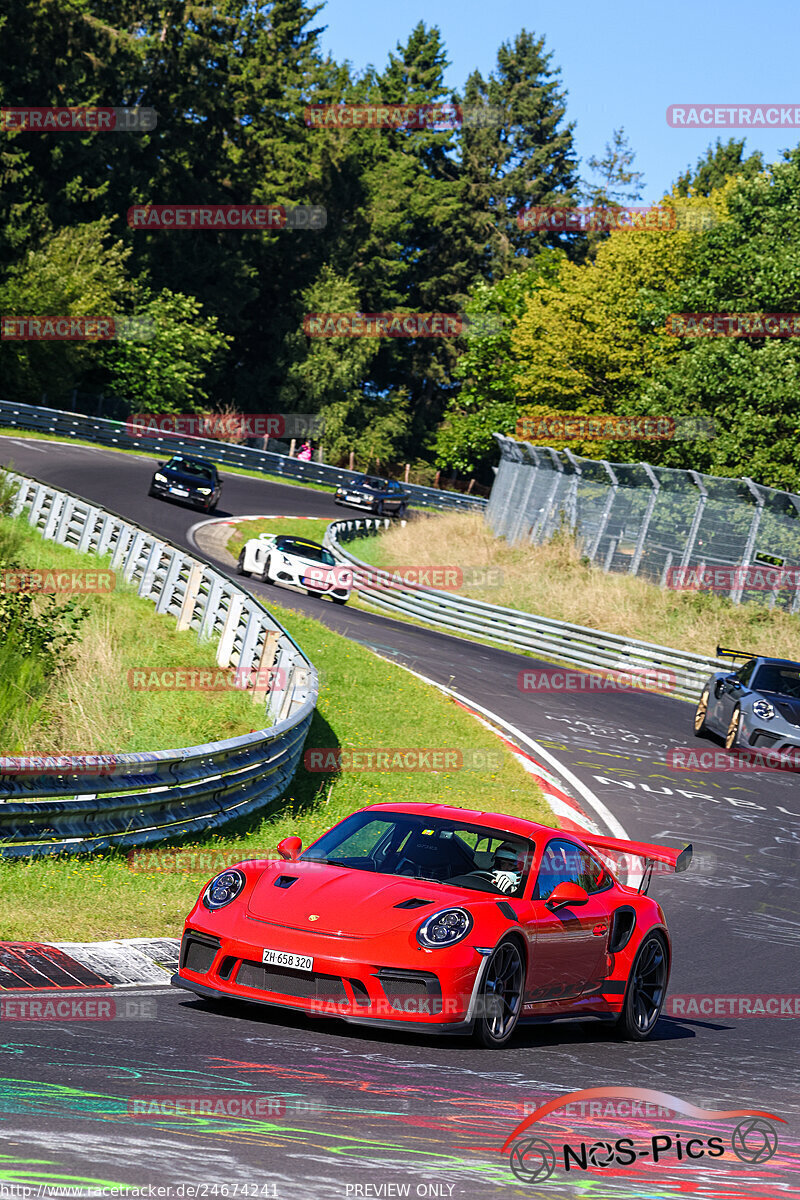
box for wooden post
[177,564,204,631]
[467,478,475,493]
[434,470,441,488]
[289,437,297,458]
[404,463,410,483]
[348,450,355,471]
[252,630,280,703]
[216,593,244,667]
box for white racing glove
[491,869,520,894]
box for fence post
[561,449,583,534]
[679,472,709,568]
[534,449,566,542]
[217,593,245,667]
[730,479,765,604]
[588,460,619,562]
[629,463,660,576]
[508,444,540,544]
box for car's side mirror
[277,836,302,862]
[545,881,589,911]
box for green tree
[675,138,764,197]
[435,250,564,476]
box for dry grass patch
[354,511,800,661]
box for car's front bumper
[173,922,484,1030]
[172,973,475,1034]
[334,494,405,513]
[270,561,350,601]
[151,481,216,507]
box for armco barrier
[324,518,724,701]
[0,472,317,858]
[0,399,485,512]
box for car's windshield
[166,457,215,480]
[753,664,800,699]
[301,810,534,896]
[276,536,334,565]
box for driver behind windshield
[490,842,525,894]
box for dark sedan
[148,454,222,512]
[333,475,409,517]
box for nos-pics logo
[503,1087,783,1183]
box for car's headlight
[154,473,167,483]
[416,907,473,948]
[202,868,246,910]
[753,699,776,720]
[196,487,212,495]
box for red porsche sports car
[172,803,691,1046]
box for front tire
[725,706,742,749]
[693,688,711,737]
[616,932,668,1041]
[235,550,247,576]
[474,938,525,1048]
[260,556,273,585]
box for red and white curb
[0,937,179,992]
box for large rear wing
[581,834,693,895]
[716,644,755,661]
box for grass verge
[0,513,259,755]
[350,511,800,663]
[0,591,552,941]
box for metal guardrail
[0,399,486,512]
[324,518,723,701]
[0,473,318,858]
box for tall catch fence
[488,435,800,613]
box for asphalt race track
[1,436,798,1199]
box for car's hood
[279,551,336,572]
[762,693,800,727]
[246,862,465,936]
[160,468,212,487]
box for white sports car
[236,533,352,604]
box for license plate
[169,487,189,497]
[348,494,365,502]
[262,949,313,971]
